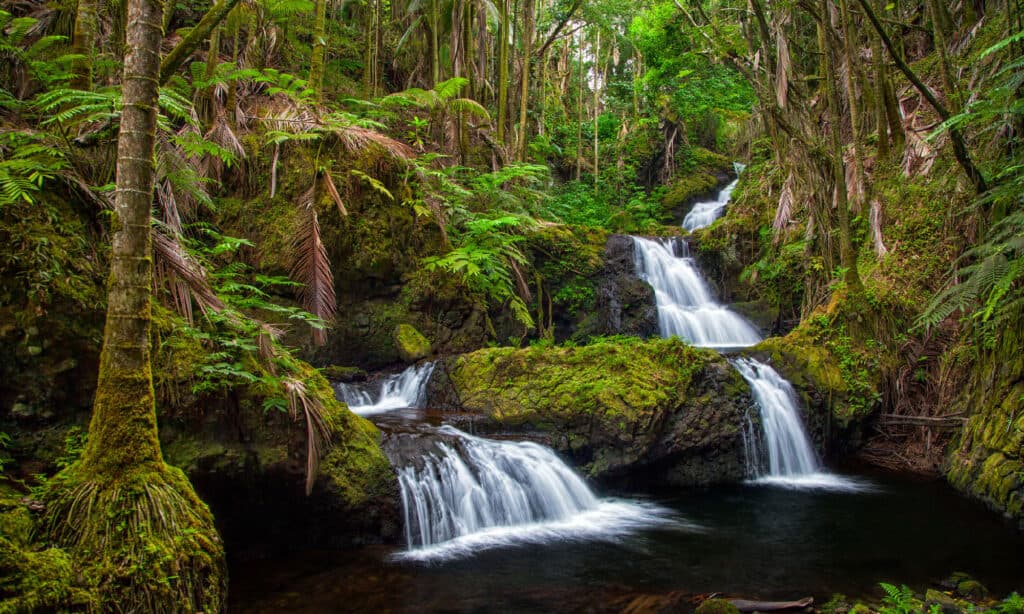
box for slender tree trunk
[430,0,441,86]
[497,0,509,143]
[871,0,889,160]
[926,0,960,111]
[821,1,862,291]
[517,0,535,161]
[839,0,865,212]
[575,29,583,180]
[592,28,600,189]
[309,0,327,99]
[363,0,375,95]
[199,25,222,128]
[72,0,100,89]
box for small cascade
[682,163,746,231]
[391,426,680,561]
[632,236,761,348]
[733,357,869,491]
[334,362,435,415]
[682,178,738,231]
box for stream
[229,178,1024,611]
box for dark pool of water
[229,469,1024,613]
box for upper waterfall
[682,177,739,231]
[632,236,761,348]
[334,362,435,415]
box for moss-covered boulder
[427,337,757,484]
[660,148,735,223]
[393,324,431,362]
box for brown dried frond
[153,231,226,318]
[291,187,336,345]
[332,124,415,160]
[282,377,334,496]
[773,171,796,242]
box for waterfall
[682,163,746,231]
[391,426,681,561]
[682,178,739,231]
[733,357,869,491]
[632,236,762,348]
[334,362,435,415]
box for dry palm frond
[321,168,347,216]
[291,187,336,345]
[153,231,226,318]
[332,124,415,160]
[282,377,334,495]
[870,198,888,258]
[902,127,938,178]
[256,322,283,370]
[774,14,791,109]
[203,104,246,180]
[773,171,796,242]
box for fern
[879,583,916,614]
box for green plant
[879,583,917,614]
[997,593,1024,614]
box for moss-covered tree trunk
[43,0,227,607]
[497,0,509,143]
[71,0,99,89]
[516,0,534,161]
[309,0,327,99]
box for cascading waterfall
[632,236,762,348]
[392,426,681,561]
[334,362,435,415]
[682,162,746,232]
[732,357,868,491]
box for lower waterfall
[391,426,683,561]
[733,357,869,492]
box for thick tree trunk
[81,0,166,476]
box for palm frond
[321,169,346,216]
[282,377,333,496]
[291,187,336,345]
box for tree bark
[309,0,328,98]
[517,0,535,161]
[82,0,164,476]
[72,0,100,89]
[497,0,509,143]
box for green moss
[393,324,431,362]
[695,599,741,614]
[450,337,709,427]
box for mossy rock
[695,599,741,614]
[428,337,756,484]
[394,324,431,363]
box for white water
[682,178,739,231]
[394,426,683,561]
[733,357,869,492]
[632,236,762,348]
[334,362,435,415]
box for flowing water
[682,178,739,231]
[681,163,745,231]
[333,362,435,415]
[391,425,680,562]
[231,469,1024,612]
[733,357,868,491]
[632,236,761,348]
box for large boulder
[426,337,757,485]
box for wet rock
[925,589,962,614]
[695,598,741,614]
[427,337,756,485]
[393,324,431,363]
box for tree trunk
[516,0,535,161]
[309,0,327,99]
[72,0,100,89]
[821,0,862,291]
[45,0,228,606]
[497,0,509,143]
[592,28,600,189]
